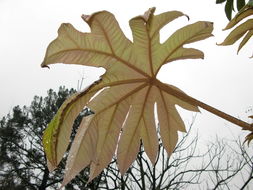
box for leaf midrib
[91,104,119,174]
[155,25,211,76]
[48,48,150,78]
[120,85,152,171]
[95,17,115,55]
[95,83,148,115]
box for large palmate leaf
[42,8,214,185]
[219,0,253,57]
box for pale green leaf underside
[42,8,213,186]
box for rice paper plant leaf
[41,8,213,185]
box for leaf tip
[216,41,223,46]
[141,7,156,22]
[81,10,111,25]
[47,158,57,172]
[148,7,156,13]
[207,21,214,28]
[184,14,190,21]
[222,26,229,31]
[81,14,90,22]
[41,62,50,69]
[237,48,241,55]
[88,163,100,183]
[249,52,253,58]
[87,177,94,184]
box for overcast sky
[1,0,253,141]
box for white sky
[1,0,253,141]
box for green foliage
[237,0,246,10]
[219,0,253,60]
[216,0,246,20]
[225,0,234,20]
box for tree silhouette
[0,87,103,190]
[101,122,253,189]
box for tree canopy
[0,87,103,190]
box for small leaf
[225,0,234,20]
[216,0,226,4]
[237,0,245,11]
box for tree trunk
[39,167,49,190]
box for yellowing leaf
[42,80,100,170]
[219,4,253,56]
[42,8,213,185]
